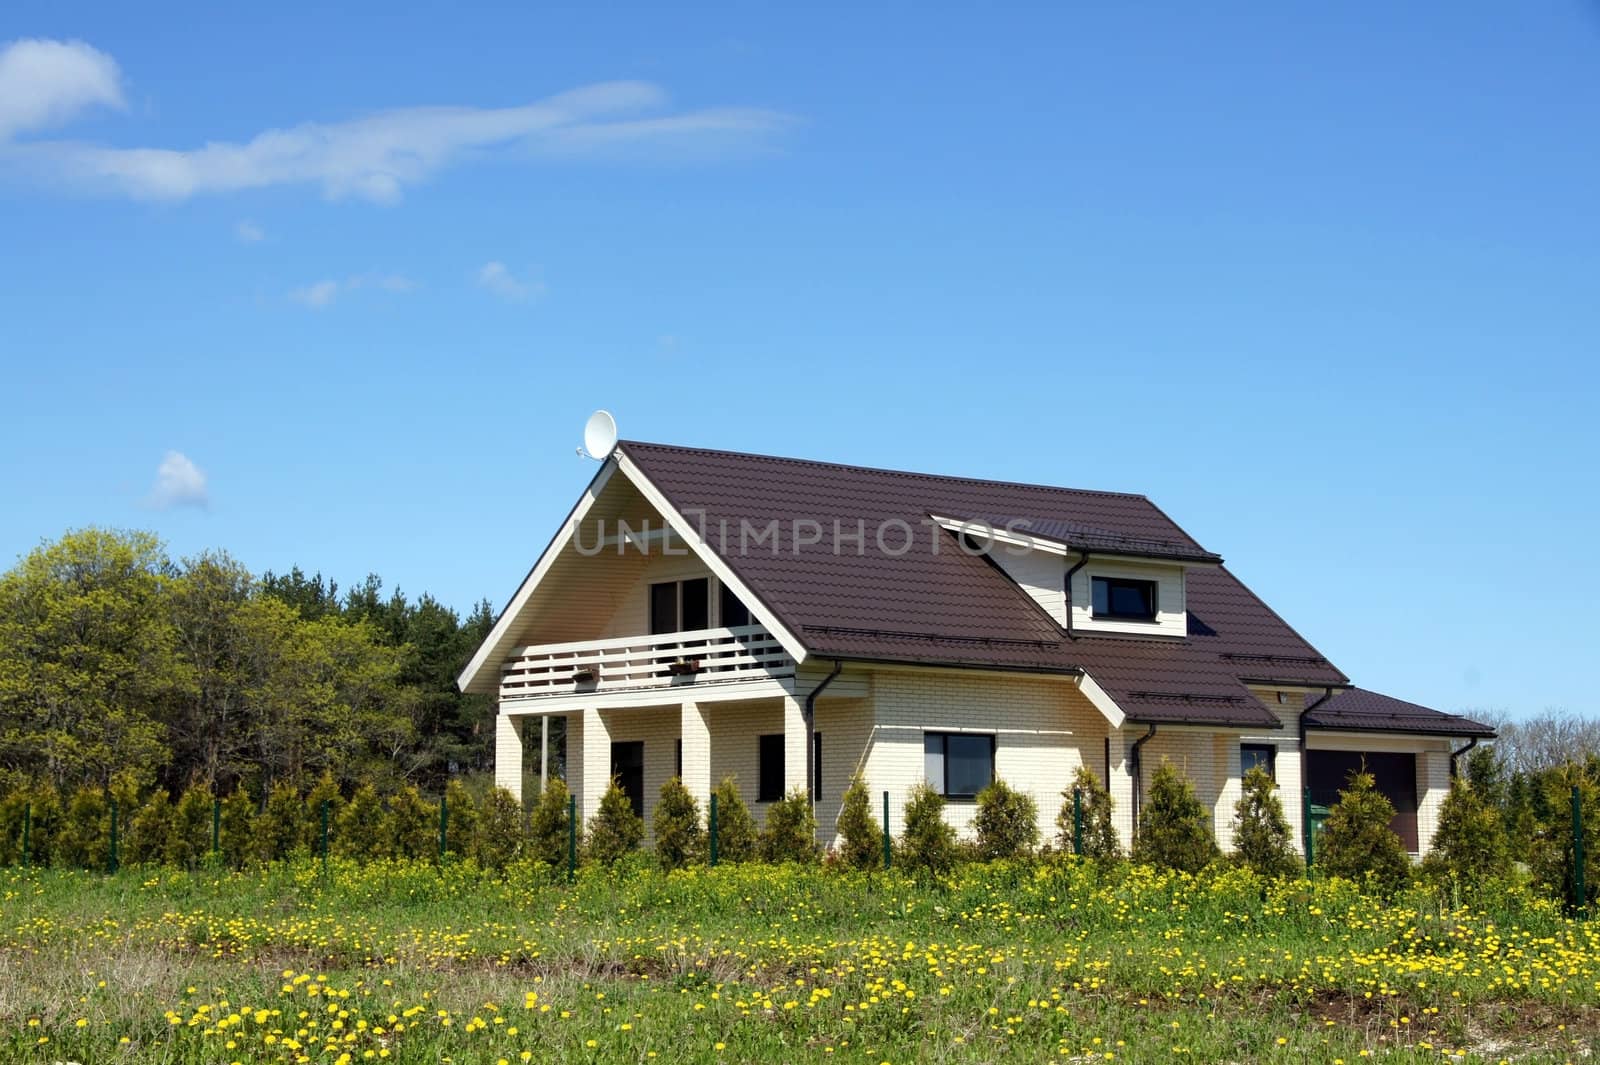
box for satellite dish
[578,409,618,459]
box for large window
[758,734,784,802]
[719,582,751,628]
[650,577,710,634]
[924,732,994,800]
[1091,576,1158,621]
[1241,743,1276,779]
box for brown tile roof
[1304,687,1497,738]
[620,441,1364,730]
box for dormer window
[1091,576,1157,621]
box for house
[457,441,1494,858]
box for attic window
[1091,576,1157,621]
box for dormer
[931,514,1221,639]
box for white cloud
[0,42,792,204]
[235,220,264,243]
[289,272,417,308]
[0,38,124,140]
[476,261,542,302]
[147,450,208,509]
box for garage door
[1306,750,1418,852]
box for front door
[1307,750,1418,852]
[611,741,645,818]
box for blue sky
[2,2,1596,720]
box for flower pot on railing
[572,667,599,686]
[667,658,702,677]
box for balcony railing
[499,624,795,701]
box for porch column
[680,700,712,810]
[494,710,523,802]
[579,707,611,827]
[1212,734,1242,852]
[783,693,808,798]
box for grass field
[2,857,1597,1064]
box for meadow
[2,857,1596,1065]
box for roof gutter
[1062,551,1090,639]
[1129,723,1157,833]
[1297,686,1336,764]
[1449,736,1479,780]
[803,659,843,807]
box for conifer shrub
[836,773,883,871]
[217,787,255,867]
[168,783,215,868]
[475,787,523,869]
[760,788,819,864]
[303,771,344,854]
[0,787,30,864]
[1422,777,1509,890]
[974,778,1038,860]
[386,786,437,862]
[711,776,758,864]
[1231,765,1300,879]
[442,778,479,859]
[899,782,958,879]
[1132,760,1218,874]
[653,776,705,871]
[1316,770,1410,894]
[126,791,174,865]
[56,785,111,869]
[587,778,644,865]
[336,784,388,860]
[16,783,62,866]
[1058,766,1121,860]
[527,777,574,867]
[256,781,303,862]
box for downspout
[1129,724,1157,832]
[803,659,844,807]
[1063,551,1090,639]
[1297,686,1335,859]
[1296,687,1336,765]
[1449,737,1479,779]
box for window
[923,732,994,800]
[610,741,645,818]
[1241,743,1276,779]
[1091,576,1157,621]
[812,732,823,795]
[675,738,683,780]
[758,734,784,802]
[719,582,751,628]
[649,577,710,634]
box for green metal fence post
[1573,785,1586,915]
[439,791,449,863]
[567,795,577,883]
[1302,787,1314,871]
[709,793,719,867]
[212,799,220,857]
[108,801,119,875]
[1072,788,1084,856]
[320,799,330,877]
[882,791,891,871]
[21,802,30,869]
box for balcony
[498,624,795,702]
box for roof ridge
[619,439,1152,502]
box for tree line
[0,529,495,799]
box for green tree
[1231,765,1300,878]
[1058,766,1120,860]
[386,786,438,861]
[217,788,255,867]
[653,777,705,871]
[168,783,214,868]
[974,778,1038,860]
[303,770,344,855]
[760,789,818,864]
[55,785,111,869]
[255,781,303,863]
[476,787,524,869]
[711,777,758,863]
[527,778,574,867]
[1133,761,1218,874]
[587,779,644,865]
[125,791,174,865]
[899,782,958,878]
[335,783,388,859]
[442,778,479,858]
[1316,770,1410,894]
[1422,777,1509,889]
[836,774,883,871]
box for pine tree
[255,781,303,863]
[303,771,343,855]
[760,788,819,864]
[1231,765,1300,878]
[56,785,111,869]
[1316,770,1410,894]
[385,786,438,861]
[1422,777,1509,888]
[336,783,388,859]
[899,782,958,878]
[476,787,524,869]
[168,783,214,868]
[587,778,644,865]
[836,774,883,871]
[1133,761,1218,874]
[442,778,479,859]
[217,788,255,867]
[527,778,574,868]
[711,777,758,864]
[1058,766,1120,860]
[126,791,174,865]
[974,778,1038,860]
[653,777,705,871]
